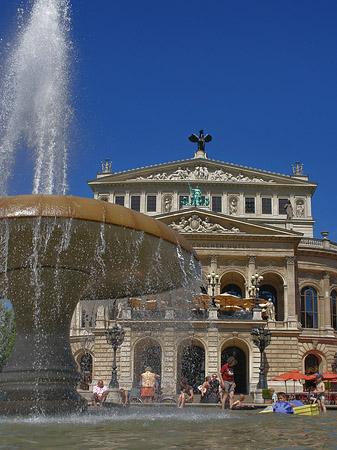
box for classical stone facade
[70,144,337,396]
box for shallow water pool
[0,407,336,450]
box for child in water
[231,394,255,410]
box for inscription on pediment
[168,215,241,234]
[135,166,274,183]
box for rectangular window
[212,196,222,213]
[245,197,255,213]
[131,195,140,211]
[262,198,272,214]
[279,198,288,215]
[179,195,188,208]
[115,196,124,206]
[147,195,156,212]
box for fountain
[0,0,200,415]
[0,195,199,415]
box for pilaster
[161,327,176,395]
[285,256,297,327]
[118,327,132,390]
[323,272,334,335]
[207,326,219,374]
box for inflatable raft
[260,400,319,416]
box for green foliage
[262,388,272,399]
[0,303,16,371]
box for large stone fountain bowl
[0,195,200,415]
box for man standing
[220,356,237,410]
[140,366,160,403]
[92,379,109,407]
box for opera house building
[70,133,337,396]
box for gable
[157,208,303,237]
[88,158,317,189]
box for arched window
[260,284,278,318]
[301,287,318,328]
[331,289,337,330]
[222,284,242,298]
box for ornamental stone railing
[299,238,337,252]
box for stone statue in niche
[163,195,173,212]
[296,200,305,218]
[229,198,238,215]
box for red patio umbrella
[269,370,310,393]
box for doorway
[221,346,247,394]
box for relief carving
[298,271,322,281]
[135,166,274,183]
[169,215,240,234]
[259,259,284,268]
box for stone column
[285,256,297,327]
[161,327,176,395]
[322,272,334,335]
[223,192,228,214]
[173,192,179,211]
[157,191,162,213]
[256,193,261,215]
[125,191,130,208]
[140,191,146,213]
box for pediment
[88,158,316,188]
[157,208,303,237]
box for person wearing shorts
[220,356,237,410]
[313,374,327,413]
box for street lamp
[105,323,125,388]
[207,272,219,308]
[207,272,219,297]
[251,325,271,389]
[248,273,264,309]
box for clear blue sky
[0,0,336,240]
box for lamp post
[207,272,219,297]
[105,323,125,389]
[207,272,219,308]
[248,273,264,309]
[251,325,271,389]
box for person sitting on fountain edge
[177,378,194,408]
[117,388,130,407]
[92,380,109,407]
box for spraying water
[0,0,72,195]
